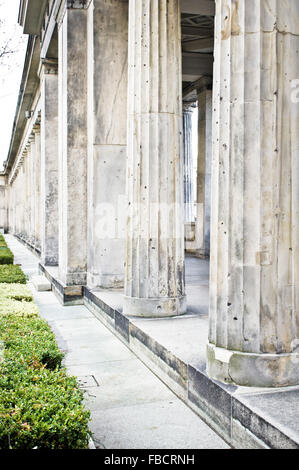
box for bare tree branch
[0,2,22,65]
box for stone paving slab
[4,235,229,450]
[90,399,227,450]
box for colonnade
[8,119,41,252]
[3,0,299,387]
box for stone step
[31,275,51,292]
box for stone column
[87,0,128,288]
[195,87,212,258]
[30,132,36,247]
[40,60,59,265]
[183,104,194,223]
[25,143,32,242]
[21,161,26,240]
[123,0,186,317]
[207,0,299,387]
[34,124,41,251]
[58,2,88,285]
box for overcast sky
[0,0,27,169]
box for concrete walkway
[5,235,229,450]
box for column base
[207,342,299,388]
[59,270,87,286]
[87,272,124,289]
[42,255,58,267]
[123,295,187,318]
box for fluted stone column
[0,177,7,233]
[58,2,88,285]
[34,125,41,251]
[87,0,128,288]
[195,87,212,258]
[183,104,194,223]
[40,60,59,265]
[207,0,299,387]
[21,161,26,239]
[12,177,18,237]
[18,159,26,240]
[124,0,186,317]
[30,132,36,246]
[25,143,32,241]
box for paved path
[6,235,229,449]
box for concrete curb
[39,262,299,450]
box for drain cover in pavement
[77,375,99,388]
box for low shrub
[0,284,33,302]
[0,239,91,449]
[0,265,27,284]
[0,364,90,449]
[0,315,90,449]
[0,298,39,318]
[0,315,64,370]
[0,248,14,265]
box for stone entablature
[9,112,41,185]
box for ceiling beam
[183,37,214,52]
[182,52,213,76]
[18,0,48,35]
[181,0,215,17]
[181,25,213,37]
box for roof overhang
[4,36,40,174]
[18,0,48,35]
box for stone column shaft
[208,0,299,387]
[30,133,36,246]
[25,145,31,241]
[124,0,186,317]
[183,105,194,223]
[196,88,212,258]
[40,60,59,265]
[21,162,26,239]
[58,3,88,285]
[87,0,128,288]
[34,126,41,250]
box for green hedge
[0,298,39,317]
[0,311,90,449]
[0,265,27,284]
[0,364,90,449]
[0,284,33,302]
[0,315,64,371]
[0,235,91,449]
[0,247,14,265]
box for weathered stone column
[40,60,59,265]
[25,142,32,242]
[87,0,128,288]
[20,161,26,240]
[183,104,194,223]
[207,0,299,387]
[33,123,41,251]
[195,87,212,258]
[123,0,186,317]
[0,176,7,233]
[58,1,88,285]
[30,132,36,247]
